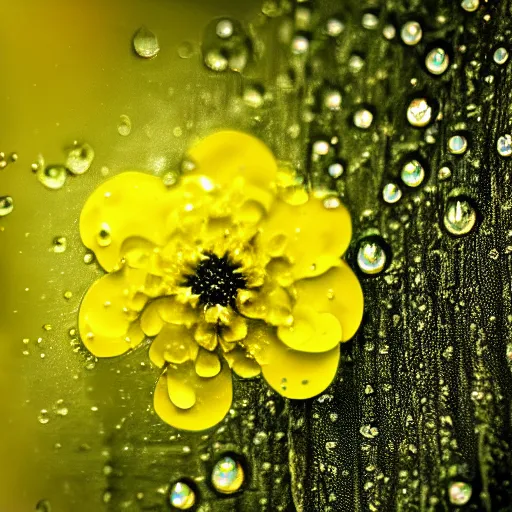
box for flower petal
[257,196,352,280]
[223,348,261,379]
[244,321,340,399]
[185,131,278,189]
[195,348,222,378]
[294,262,364,342]
[140,301,165,337]
[153,362,233,431]
[149,324,198,367]
[80,172,174,271]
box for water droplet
[63,291,73,300]
[96,223,112,247]
[357,240,387,275]
[0,196,14,217]
[211,456,244,494]
[400,21,422,46]
[448,135,468,155]
[443,197,477,236]
[169,481,196,510]
[382,183,402,203]
[360,424,379,439]
[353,109,373,129]
[84,251,95,264]
[66,143,94,175]
[36,499,52,512]
[291,34,309,55]
[162,171,179,187]
[52,236,67,253]
[493,47,509,65]
[312,140,330,157]
[382,24,396,40]
[216,19,234,39]
[38,165,67,190]
[328,162,344,178]
[497,134,512,157]
[362,13,379,30]
[118,115,132,136]
[204,49,228,71]
[133,26,160,59]
[461,0,479,12]
[38,409,50,424]
[438,166,452,181]
[425,48,449,75]
[243,84,265,108]
[448,481,472,505]
[349,54,365,72]
[407,98,433,127]
[326,18,344,37]
[178,41,194,59]
[401,159,425,187]
[323,88,342,111]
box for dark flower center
[184,252,247,308]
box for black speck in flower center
[184,252,247,308]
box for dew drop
[448,481,472,505]
[0,196,14,217]
[326,18,344,37]
[96,223,112,247]
[133,26,160,59]
[407,98,433,127]
[118,115,132,136]
[362,13,379,30]
[291,34,309,55]
[383,24,396,40]
[243,84,265,109]
[323,88,342,111]
[38,409,50,424]
[400,21,422,46]
[349,54,365,72]
[493,47,509,65]
[204,49,228,71]
[461,0,479,12]
[169,481,196,510]
[425,48,450,75]
[216,19,234,39]
[328,162,344,178]
[497,134,512,157]
[66,142,94,175]
[438,166,452,181]
[38,165,67,190]
[84,251,95,264]
[353,109,373,129]
[52,236,67,253]
[162,171,179,187]
[443,197,477,236]
[178,41,194,59]
[357,240,387,275]
[211,456,244,494]
[401,159,425,187]
[312,140,330,157]
[448,135,468,155]
[382,183,402,203]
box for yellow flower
[79,131,364,431]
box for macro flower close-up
[78,130,364,431]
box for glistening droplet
[425,48,449,75]
[400,21,422,46]
[38,165,67,190]
[0,196,14,217]
[443,197,477,236]
[211,456,244,494]
[133,26,160,59]
[497,134,512,157]
[66,142,94,175]
[118,115,132,136]
[169,481,196,510]
[401,159,425,187]
[448,481,472,505]
[357,239,387,275]
[407,98,433,127]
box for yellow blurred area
[0,0,260,509]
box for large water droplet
[66,142,94,175]
[169,481,196,510]
[357,239,387,275]
[382,183,402,203]
[204,49,228,71]
[52,236,67,253]
[448,135,468,155]
[497,134,512,157]
[493,47,509,65]
[461,0,479,12]
[211,456,244,494]
[326,18,344,37]
[448,481,472,505]
[216,19,234,39]
[353,108,373,129]
[38,165,67,190]
[407,98,433,127]
[401,159,425,187]
[425,48,449,75]
[133,26,160,59]
[443,197,477,236]
[400,21,422,46]
[0,196,14,217]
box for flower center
[184,252,247,308]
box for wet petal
[140,301,165,336]
[244,321,340,399]
[257,196,352,280]
[158,296,198,327]
[186,131,278,189]
[277,306,342,353]
[79,320,145,358]
[220,314,248,342]
[195,348,222,378]
[80,172,175,271]
[294,262,364,342]
[194,321,219,351]
[153,362,233,431]
[149,324,198,367]
[223,348,261,379]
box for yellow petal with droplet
[149,324,198,367]
[79,272,132,338]
[186,131,278,189]
[153,362,233,431]
[140,301,165,336]
[294,262,364,342]
[80,172,176,271]
[244,321,340,399]
[195,348,222,378]
[257,196,352,280]
[277,306,342,353]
